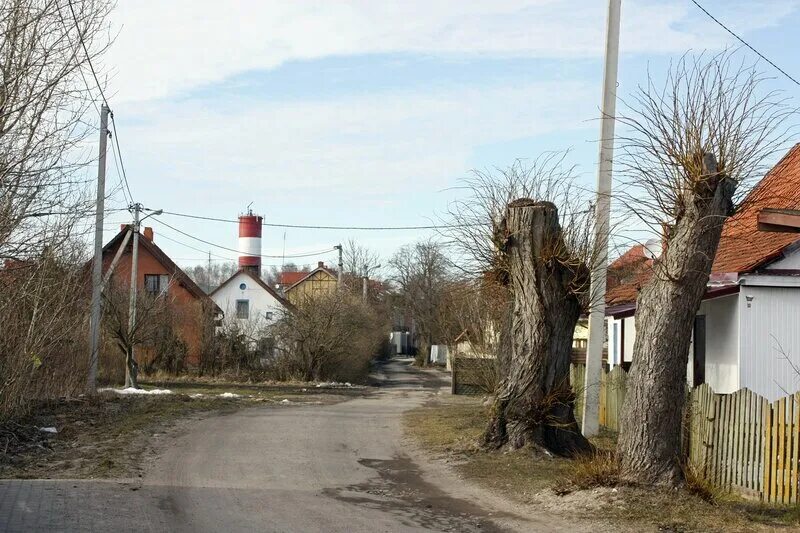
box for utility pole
[207,250,212,293]
[334,244,343,289]
[127,202,142,386]
[87,104,110,394]
[582,0,621,437]
[362,263,381,303]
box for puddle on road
[322,456,514,532]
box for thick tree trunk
[618,154,735,485]
[483,199,592,456]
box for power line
[148,208,478,231]
[108,133,131,206]
[66,0,135,202]
[151,218,336,259]
[67,0,111,107]
[691,0,800,87]
[108,114,134,202]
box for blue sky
[95,1,800,274]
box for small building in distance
[281,261,337,305]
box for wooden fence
[569,364,800,504]
[451,356,497,395]
[569,364,627,430]
[688,385,800,503]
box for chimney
[238,211,263,276]
[143,227,154,241]
[318,261,324,268]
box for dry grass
[558,451,620,493]
[404,392,800,532]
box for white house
[606,144,800,401]
[209,269,292,352]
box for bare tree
[0,0,113,261]
[444,155,595,456]
[615,52,794,485]
[0,0,112,418]
[389,239,455,364]
[101,277,179,388]
[342,238,380,275]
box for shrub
[0,252,89,421]
[268,292,387,383]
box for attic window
[265,311,273,320]
[239,282,247,290]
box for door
[693,315,706,387]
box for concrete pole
[127,202,141,378]
[87,104,110,394]
[362,274,368,302]
[582,0,621,437]
[335,244,343,289]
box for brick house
[102,225,220,367]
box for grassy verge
[1,382,364,480]
[404,394,800,532]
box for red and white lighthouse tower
[238,210,263,275]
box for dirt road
[0,358,569,532]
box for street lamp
[363,264,381,302]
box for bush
[268,292,387,383]
[0,252,89,421]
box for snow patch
[280,399,290,404]
[99,387,173,395]
[219,392,241,398]
[189,393,204,398]
[38,427,58,434]
[315,382,354,388]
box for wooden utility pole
[87,104,110,394]
[583,0,622,437]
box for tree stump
[483,199,592,456]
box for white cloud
[106,1,798,103]
[121,80,594,201]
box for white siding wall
[211,272,286,333]
[622,317,636,364]
[739,285,800,401]
[697,294,739,393]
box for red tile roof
[277,271,307,286]
[606,144,800,307]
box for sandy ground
[0,358,600,532]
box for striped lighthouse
[238,211,263,275]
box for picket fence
[569,364,627,431]
[569,364,800,504]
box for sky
[93,0,800,276]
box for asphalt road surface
[1,358,552,532]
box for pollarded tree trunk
[618,154,735,485]
[483,199,592,456]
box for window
[144,274,170,295]
[235,299,250,319]
[239,283,247,290]
[265,311,273,321]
